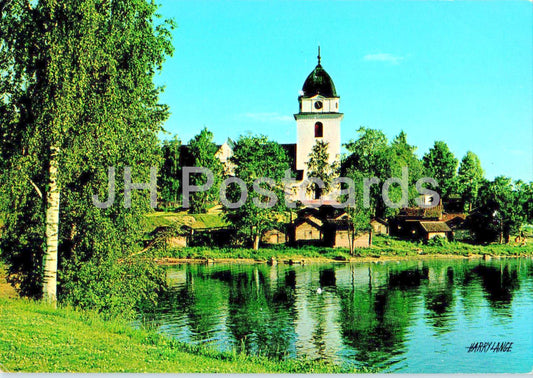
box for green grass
[155,245,354,261]
[0,297,364,373]
[154,235,533,261]
[143,211,228,233]
[371,235,533,257]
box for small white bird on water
[316,287,323,294]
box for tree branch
[29,179,43,199]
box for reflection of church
[216,48,342,202]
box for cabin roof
[293,216,323,230]
[419,221,452,233]
[371,217,388,226]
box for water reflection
[473,263,520,314]
[139,258,533,373]
[423,265,456,333]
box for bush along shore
[152,236,533,264]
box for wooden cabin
[292,216,323,244]
[323,219,371,249]
[418,221,452,241]
[262,228,288,245]
[370,218,389,235]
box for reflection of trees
[186,278,228,338]
[338,265,421,370]
[140,259,531,368]
[423,266,455,333]
[320,268,336,287]
[142,265,228,341]
[226,266,298,359]
[139,265,196,325]
[472,261,520,314]
[453,261,485,320]
[387,266,428,289]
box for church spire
[317,45,321,65]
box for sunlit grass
[144,211,228,233]
[0,297,365,373]
[153,235,532,261]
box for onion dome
[301,47,337,98]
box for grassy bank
[0,297,366,373]
[153,236,533,263]
[0,261,362,373]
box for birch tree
[0,0,174,313]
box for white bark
[42,146,60,303]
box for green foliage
[422,141,458,200]
[225,135,290,249]
[457,151,484,211]
[343,128,390,218]
[306,140,339,197]
[153,245,352,261]
[0,0,174,313]
[426,235,448,247]
[159,135,182,206]
[371,235,531,256]
[516,181,533,224]
[470,176,529,243]
[343,128,424,218]
[390,131,425,208]
[186,128,223,213]
[59,248,167,319]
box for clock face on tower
[314,101,323,110]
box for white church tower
[295,48,343,178]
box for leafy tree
[306,140,339,199]
[159,135,182,206]
[422,141,458,201]
[389,131,425,211]
[340,169,372,255]
[225,135,290,250]
[470,177,527,243]
[343,128,424,218]
[186,127,223,213]
[343,127,391,218]
[0,0,173,313]
[457,151,484,212]
[518,181,533,224]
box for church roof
[302,49,337,98]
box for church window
[314,122,323,138]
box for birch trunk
[42,146,60,303]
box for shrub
[426,236,448,247]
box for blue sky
[155,0,533,181]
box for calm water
[138,258,533,373]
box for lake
[138,257,533,373]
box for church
[294,47,342,182]
[191,49,372,248]
[216,48,343,202]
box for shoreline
[154,253,532,266]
